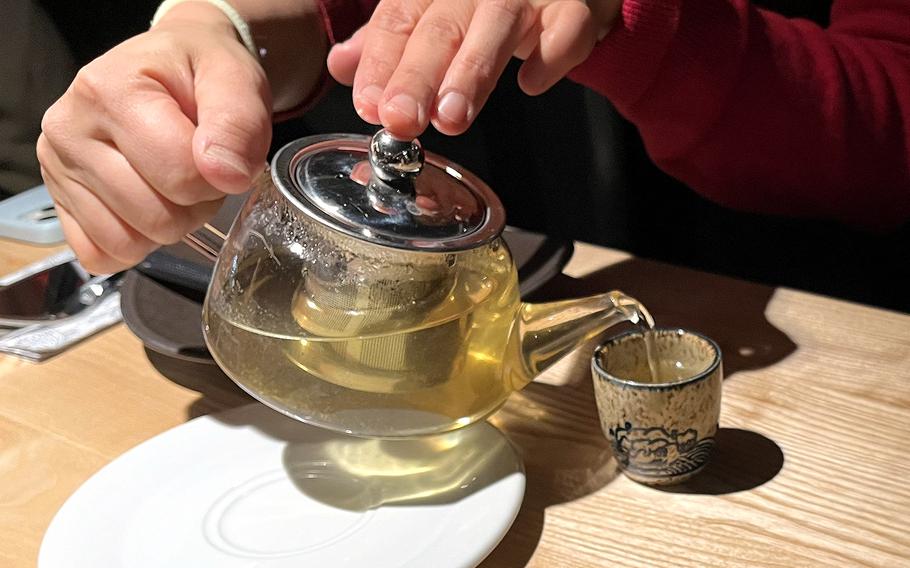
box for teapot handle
[182,223,226,262]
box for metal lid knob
[369,129,425,184]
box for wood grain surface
[1,239,908,567]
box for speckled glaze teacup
[591,328,722,485]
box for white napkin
[0,286,122,362]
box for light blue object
[0,185,64,244]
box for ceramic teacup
[591,328,722,485]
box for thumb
[192,51,273,194]
[327,26,366,86]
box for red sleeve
[569,0,910,229]
[316,0,377,44]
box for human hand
[327,0,621,138]
[37,2,272,274]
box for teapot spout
[514,291,653,382]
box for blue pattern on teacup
[608,422,715,478]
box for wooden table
[2,238,909,567]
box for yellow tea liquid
[204,243,528,437]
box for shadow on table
[479,349,620,568]
[655,428,784,495]
[529,257,799,378]
[144,348,252,418]
[478,257,794,566]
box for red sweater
[316,0,910,228]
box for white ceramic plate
[40,404,525,568]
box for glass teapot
[199,130,650,438]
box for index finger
[352,0,433,124]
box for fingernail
[437,91,469,125]
[384,93,420,123]
[355,85,383,120]
[203,143,249,178]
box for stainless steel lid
[271,129,506,252]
